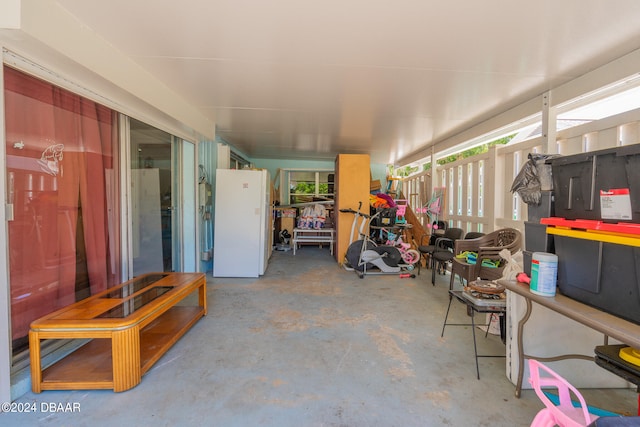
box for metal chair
[416,221,447,274]
[426,228,465,285]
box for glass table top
[103,273,169,299]
[98,286,172,318]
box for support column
[541,91,558,154]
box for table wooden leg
[199,281,208,315]
[112,328,141,392]
[29,331,42,393]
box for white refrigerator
[213,169,272,277]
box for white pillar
[541,91,558,154]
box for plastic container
[527,190,554,223]
[530,252,558,297]
[373,207,397,227]
[524,221,554,253]
[541,217,640,237]
[536,161,553,191]
[549,144,640,222]
[523,250,533,277]
[545,220,640,325]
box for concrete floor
[2,246,637,426]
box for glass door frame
[123,116,197,279]
[0,60,12,404]
[174,137,196,272]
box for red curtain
[4,66,119,342]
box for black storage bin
[549,144,640,222]
[524,221,554,253]
[527,190,554,223]
[523,250,533,277]
[372,207,397,227]
[554,232,640,325]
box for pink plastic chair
[528,359,598,427]
[394,200,407,224]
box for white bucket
[530,252,558,297]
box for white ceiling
[53,0,640,164]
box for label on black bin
[600,188,632,220]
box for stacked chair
[418,227,464,282]
[427,228,465,285]
[449,228,522,290]
[416,221,448,275]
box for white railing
[556,107,640,154]
[401,169,431,228]
[401,107,640,237]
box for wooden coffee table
[29,272,207,393]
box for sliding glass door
[129,118,173,275]
[129,118,196,276]
[4,66,122,355]
[3,67,197,363]
[176,138,196,272]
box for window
[230,151,250,169]
[287,170,333,205]
[556,80,640,132]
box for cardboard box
[282,209,296,218]
[280,217,295,233]
[274,207,296,218]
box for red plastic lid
[540,217,640,235]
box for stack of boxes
[274,207,297,243]
[530,144,640,325]
[542,217,640,324]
